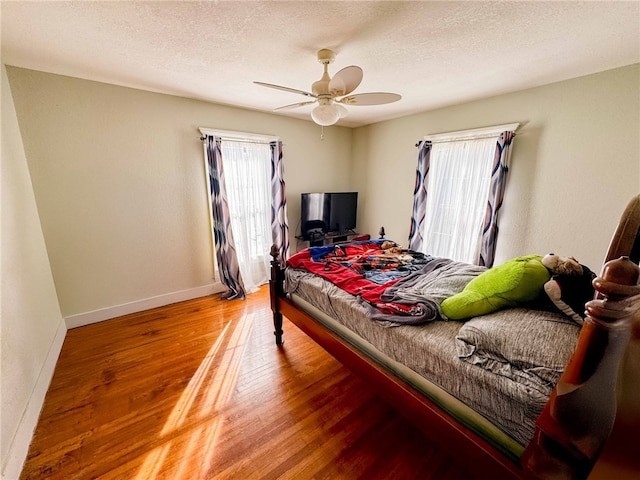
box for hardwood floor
[20,287,478,479]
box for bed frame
[269,195,640,479]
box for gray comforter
[362,259,487,326]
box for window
[200,128,278,295]
[220,140,272,288]
[418,123,518,264]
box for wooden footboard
[521,256,640,478]
[270,195,640,479]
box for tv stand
[298,232,360,247]
[323,232,354,245]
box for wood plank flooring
[20,287,478,479]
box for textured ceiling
[2,1,639,127]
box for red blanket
[287,240,432,317]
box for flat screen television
[301,192,358,240]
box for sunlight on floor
[134,307,256,479]
[134,441,172,479]
[160,321,233,436]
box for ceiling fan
[254,49,401,126]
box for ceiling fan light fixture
[311,103,340,126]
[335,103,349,118]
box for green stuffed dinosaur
[441,255,551,320]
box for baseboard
[1,319,67,480]
[64,283,226,329]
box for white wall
[6,67,353,320]
[1,66,66,479]
[352,64,640,271]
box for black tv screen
[301,192,358,240]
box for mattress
[284,267,580,456]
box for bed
[269,195,640,479]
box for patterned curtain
[407,140,432,251]
[270,141,289,265]
[205,136,246,299]
[478,131,516,267]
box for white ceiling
[2,1,639,128]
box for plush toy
[441,255,551,320]
[541,253,596,325]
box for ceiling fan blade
[254,81,316,98]
[338,92,401,106]
[328,66,363,96]
[274,101,317,111]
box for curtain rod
[417,132,519,146]
[199,126,279,144]
[421,122,519,145]
[199,136,278,145]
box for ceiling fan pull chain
[320,125,325,141]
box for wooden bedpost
[270,244,285,346]
[521,255,640,479]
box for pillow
[455,308,580,392]
[441,255,551,320]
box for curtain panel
[479,131,516,267]
[407,140,432,251]
[219,140,272,294]
[205,136,246,299]
[270,141,290,266]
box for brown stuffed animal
[542,253,583,275]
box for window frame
[199,127,280,281]
[421,122,519,263]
